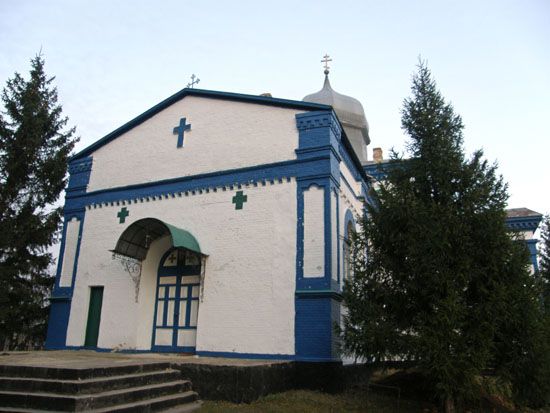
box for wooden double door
[152,248,201,352]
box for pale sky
[1,0,549,215]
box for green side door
[84,286,104,347]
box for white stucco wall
[59,218,80,287]
[338,162,364,288]
[86,97,303,192]
[303,185,325,277]
[338,162,366,365]
[65,179,297,356]
[331,190,338,282]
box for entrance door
[152,248,201,352]
[84,286,104,347]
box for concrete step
[0,392,201,412]
[88,392,200,412]
[0,369,183,394]
[0,380,192,411]
[0,362,173,380]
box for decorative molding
[67,156,93,196]
[506,216,543,232]
[63,157,328,212]
[296,112,341,137]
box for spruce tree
[341,61,548,411]
[0,55,77,349]
[540,215,550,310]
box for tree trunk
[444,397,455,413]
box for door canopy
[111,218,204,261]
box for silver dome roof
[303,75,371,164]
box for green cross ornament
[232,191,247,210]
[117,207,129,223]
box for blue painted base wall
[295,296,340,362]
[45,299,71,349]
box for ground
[201,390,550,413]
[1,352,548,412]
[201,389,423,412]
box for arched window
[343,220,355,281]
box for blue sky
[1,0,548,215]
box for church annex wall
[338,159,364,287]
[86,96,304,192]
[65,178,297,356]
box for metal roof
[111,218,203,260]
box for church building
[45,63,543,362]
[45,64,371,362]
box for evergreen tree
[0,55,77,349]
[341,61,548,411]
[540,215,550,310]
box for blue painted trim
[52,210,86,293]
[49,346,335,361]
[295,296,341,360]
[153,345,197,353]
[152,248,201,352]
[294,356,342,362]
[72,88,332,161]
[295,289,343,300]
[338,141,369,184]
[294,111,350,362]
[295,179,340,291]
[526,239,540,272]
[342,209,357,284]
[334,187,340,285]
[196,350,294,360]
[64,157,332,213]
[45,299,72,349]
[48,346,158,353]
[343,210,357,240]
[67,156,92,196]
[46,208,86,349]
[506,215,543,233]
[363,162,386,181]
[340,173,364,203]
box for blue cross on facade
[172,117,191,148]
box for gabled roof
[72,88,332,160]
[505,208,543,233]
[506,208,542,218]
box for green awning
[111,218,204,261]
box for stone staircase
[0,361,201,412]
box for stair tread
[0,369,180,385]
[0,363,173,380]
[0,392,200,413]
[88,391,199,413]
[158,400,203,413]
[0,379,189,399]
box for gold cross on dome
[321,54,332,73]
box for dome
[303,74,371,164]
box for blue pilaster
[294,111,343,361]
[66,157,93,196]
[45,159,91,349]
[526,239,539,272]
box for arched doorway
[151,248,202,352]
[110,218,206,353]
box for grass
[200,389,428,413]
[201,390,550,413]
[200,369,550,413]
